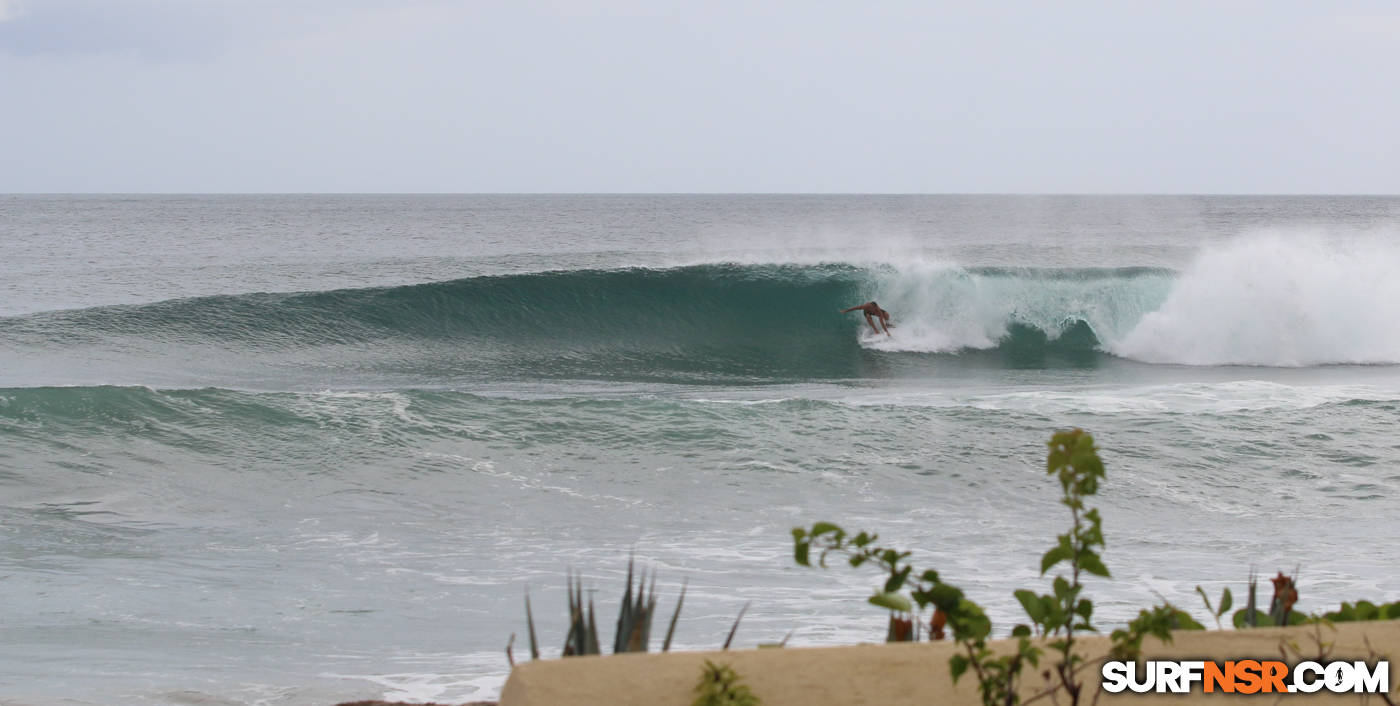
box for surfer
[841,301,892,336]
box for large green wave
[1,264,1176,382]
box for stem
[1062,503,1082,705]
[1022,654,1101,706]
[1002,655,1022,706]
[961,642,992,706]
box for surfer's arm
[840,305,860,313]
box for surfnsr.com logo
[1101,660,1390,694]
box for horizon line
[4,191,1400,197]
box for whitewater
[1,195,1398,706]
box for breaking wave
[5,236,1399,384]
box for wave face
[2,264,1180,383]
[6,236,1400,386]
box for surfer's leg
[864,313,879,333]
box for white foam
[947,380,1396,414]
[322,665,506,704]
[749,380,1399,415]
[1112,233,1400,366]
[839,233,1400,367]
[858,261,1173,353]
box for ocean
[2,194,1398,705]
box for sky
[1,1,1398,193]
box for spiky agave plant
[614,557,657,653]
[521,555,687,660]
[562,570,602,655]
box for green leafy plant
[793,429,1217,706]
[795,429,1122,706]
[791,522,935,627]
[1232,571,1272,627]
[1109,603,1203,661]
[692,660,761,706]
[1321,600,1400,622]
[1195,585,1233,630]
[792,520,1034,706]
[1011,429,1107,705]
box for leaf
[928,584,964,612]
[662,579,687,652]
[1023,644,1042,668]
[524,587,540,660]
[949,654,970,682]
[869,592,913,613]
[1040,545,1072,574]
[1173,610,1205,631]
[1218,588,1233,616]
[723,603,749,650]
[1195,585,1214,614]
[1014,589,1045,622]
[1236,607,1275,628]
[1011,624,1031,638]
[961,608,992,641]
[1078,550,1111,578]
[1233,609,1274,629]
[884,565,912,593]
[1076,598,1094,620]
[810,522,842,538]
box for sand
[500,621,1399,705]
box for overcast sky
[2,1,1398,193]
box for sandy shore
[500,621,1398,705]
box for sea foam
[1110,234,1400,366]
